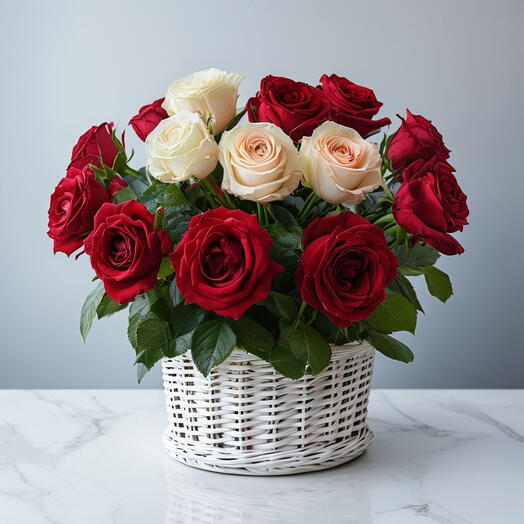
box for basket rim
[163,340,374,366]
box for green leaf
[242,345,272,362]
[127,295,150,348]
[191,320,237,376]
[269,345,306,379]
[224,108,247,131]
[368,293,417,334]
[367,331,414,363]
[267,205,301,233]
[388,275,424,312]
[80,282,105,342]
[145,288,170,319]
[163,331,193,358]
[113,186,136,203]
[423,266,453,302]
[394,243,440,267]
[96,293,127,319]
[136,317,171,351]
[135,347,163,370]
[136,363,148,384]
[269,291,297,322]
[398,265,425,277]
[157,257,174,279]
[270,242,300,272]
[170,302,206,337]
[139,180,188,212]
[227,315,274,353]
[122,167,149,196]
[302,325,331,374]
[282,325,331,375]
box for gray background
[1,0,522,388]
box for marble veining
[0,389,522,523]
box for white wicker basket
[162,342,375,475]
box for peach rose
[162,68,244,134]
[219,123,302,203]
[299,121,382,205]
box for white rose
[146,111,218,183]
[162,68,244,134]
[219,123,303,203]
[299,121,382,205]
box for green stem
[291,301,308,333]
[222,189,235,208]
[256,202,266,225]
[263,203,271,224]
[202,189,219,209]
[382,184,395,201]
[121,165,141,178]
[298,192,321,220]
[200,177,228,208]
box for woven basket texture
[162,342,375,475]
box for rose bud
[69,122,120,170]
[129,98,168,141]
[107,176,128,198]
[393,157,469,255]
[387,110,450,171]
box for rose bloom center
[242,133,274,162]
[318,136,360,166]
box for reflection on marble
[0,390,522,523]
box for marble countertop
[0,389,522,524]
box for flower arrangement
[48,68,469,382]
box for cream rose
[162,68,244,134]
[219,123,302,203]
[146,111,218,183]
[299,121,382,205]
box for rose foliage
[48,69,469,381]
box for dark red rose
[296,212,398,327]
[246,76,329,141]
[129,98,168,141]
[169,207,282,319]
[48,166,110,256]
[84,200,172,304]
[319,74,391,137]
[107,176,128,198]
[387,110,450,171]
[393,157,468,255]
[70,122,120,170]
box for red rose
[246,76,329,141]
[296,212,398,327]
[47,166,110,256]
[107,176,128,198]
[129,98,168,141]
[70,122,120,170]
[393,157,469,255]
[84,200,172,304]
[319,74,391,137]
[169,207,282,319]
[387,110,450,171]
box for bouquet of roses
[48,69,469,381]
